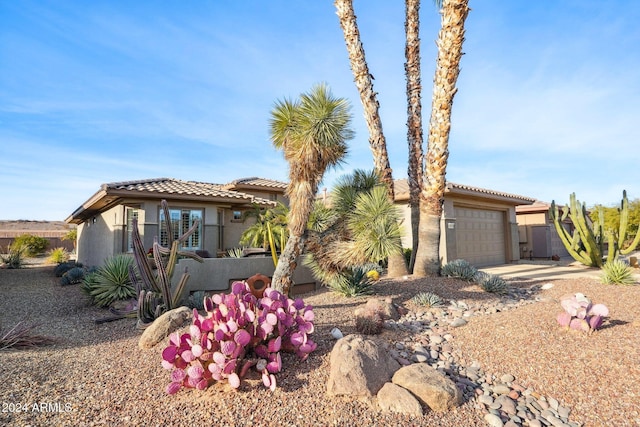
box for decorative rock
[331,327,343,339]
[355,298,400,321]
[450,317,467,328]
[327,334,400,399]
[500,374,515,383]
[377,382,423,416]
[478,394,494,406]
[492,384,511,395]
[484,413,504,427]
[138,306,192,349]
[392,363,462,412]
[496,395,517,415]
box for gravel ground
[1,261,638,427]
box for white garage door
[455,207,506,267]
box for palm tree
[413,0,470,276]
[239,202,289,251]
[405,0,424,272]
[335,0,408,277]
[270,84,354,295]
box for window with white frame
[159,208,202,250]
[125,207,140,252]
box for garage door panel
[455,207,505,267]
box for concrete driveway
[480,259,640,282]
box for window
[232,210,242,221]
[159,208,202,250]
[125,207,139,252]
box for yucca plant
[226,247,244,258]
[600,259,636,285]
[47,247,70,264]
[86,254,136,307]
[441,259,478,281]
[412,291,445,308]
[475,272,510,294]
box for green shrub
[10,234,49,257]
[84,254,136,307]
[475,272,509,294]
[600,259,636,285]
[412,291,444,308]
[47,247,70,264]
[403,248,412,267]
[1,245,25,269]
[328,263,381,297]
[441,259,478,281]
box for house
[515,201,571,260]
[65,177,288,267]
[394,180,536,267]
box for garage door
[454,207,506,267]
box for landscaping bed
[1,263,638,426]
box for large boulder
[138,306,192,349]
[392,364,462,412]
[377,382,423,416]
[326,334,400,399]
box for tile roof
[222,177,288,190]
[66,177,283,224]
[394,179,536,203]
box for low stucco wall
[172,256,317,295]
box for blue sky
[1,1,639,220]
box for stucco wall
[173,256,317,295]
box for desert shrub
[328,263,382,297]
[441,259,478,281]
[600,259,636,285]
[10,234,49,257]
[47,247,70,264]
[474,272,509,294]
[412,291,444,308]
[0,321,57,350]
[84,254,136,307]
[1,245,25,269]
[60,266,85,286]
[162,282,316,394]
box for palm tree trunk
[413,0,469,277]
[405,0,423,273]
[335,0,408,277]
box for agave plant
[557,293,609,333]
[60,266,85,286]
[474,272,509,294]
[441,259,478,281]
[412,291,444,308]
[161,281,316,394]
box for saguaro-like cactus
[130,200,203,327]
[550,191,640,268]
